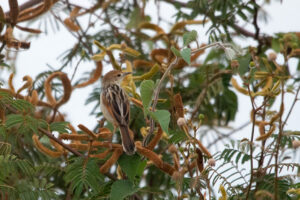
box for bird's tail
[119,126,136,155]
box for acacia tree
[0,0,300,199]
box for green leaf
[5,114,24,128]
[50,121,69,133]
[110,180,139,200]
[149,110,170,134]
[170,46,181,57]
[64,158,104,197]
[11,99,34,112]
[140,80,155,112]
[118,154,146,182]
[183,30,197,46]
[0,142,11,155]
[180,48,191,65]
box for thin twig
[283,85,300,127]
[274,81,285,200]
[143,57,179,146]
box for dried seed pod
[78,124,97,139]
[132,64,160,81]
[15,25,41,34]
[97,128,113,139]
[30,90,39,105]
[194,139,212,158]
[8,73,15,94]
[150,49,169,64]
[196,148,204,172]
[256,124,276,141]
[8,0,19,25]
[100,148,123,174]
[146,126,163,150]
[170,20,208,33]
[32,134,63,158]
[59,134,90,141]
[136,141,163,168]
[173,93,184,118]
[17,0,54,22]
[63,18,80,32]
[74,61,102,88]
[133,60,154,69]
[231,77,253,96]
[44,72,72,108]
[16,76,33,95]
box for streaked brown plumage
[100,70,135,155]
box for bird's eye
[117,74,121,77]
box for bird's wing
[102,84,130,126]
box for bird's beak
[122,72,132,77]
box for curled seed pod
[32,134,63,158]
[17,76,33,95]
[133,60,154,69]
[30,90,38,106]
[136,141,163,168]
[194,139,212,158]
[256,124,276,141]
[74,61,102,89]
[100,148,123,174]
[49,138,64,152]
[258,121,269,136]
[97,128,113,139]
[231,77,253,96]
[150,49,169,64]
[138,22,165,35]
[59,134,90,141]
[170,20,207,33]
[130,97,144,109]
[8,73,15,94]
[44,72,72,108]
[78,124,97,139]
[147,126,163,150]
[254,76,273,96]
[132,64,160,81]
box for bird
[100,70,136,155]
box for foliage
[0,0,300,199]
